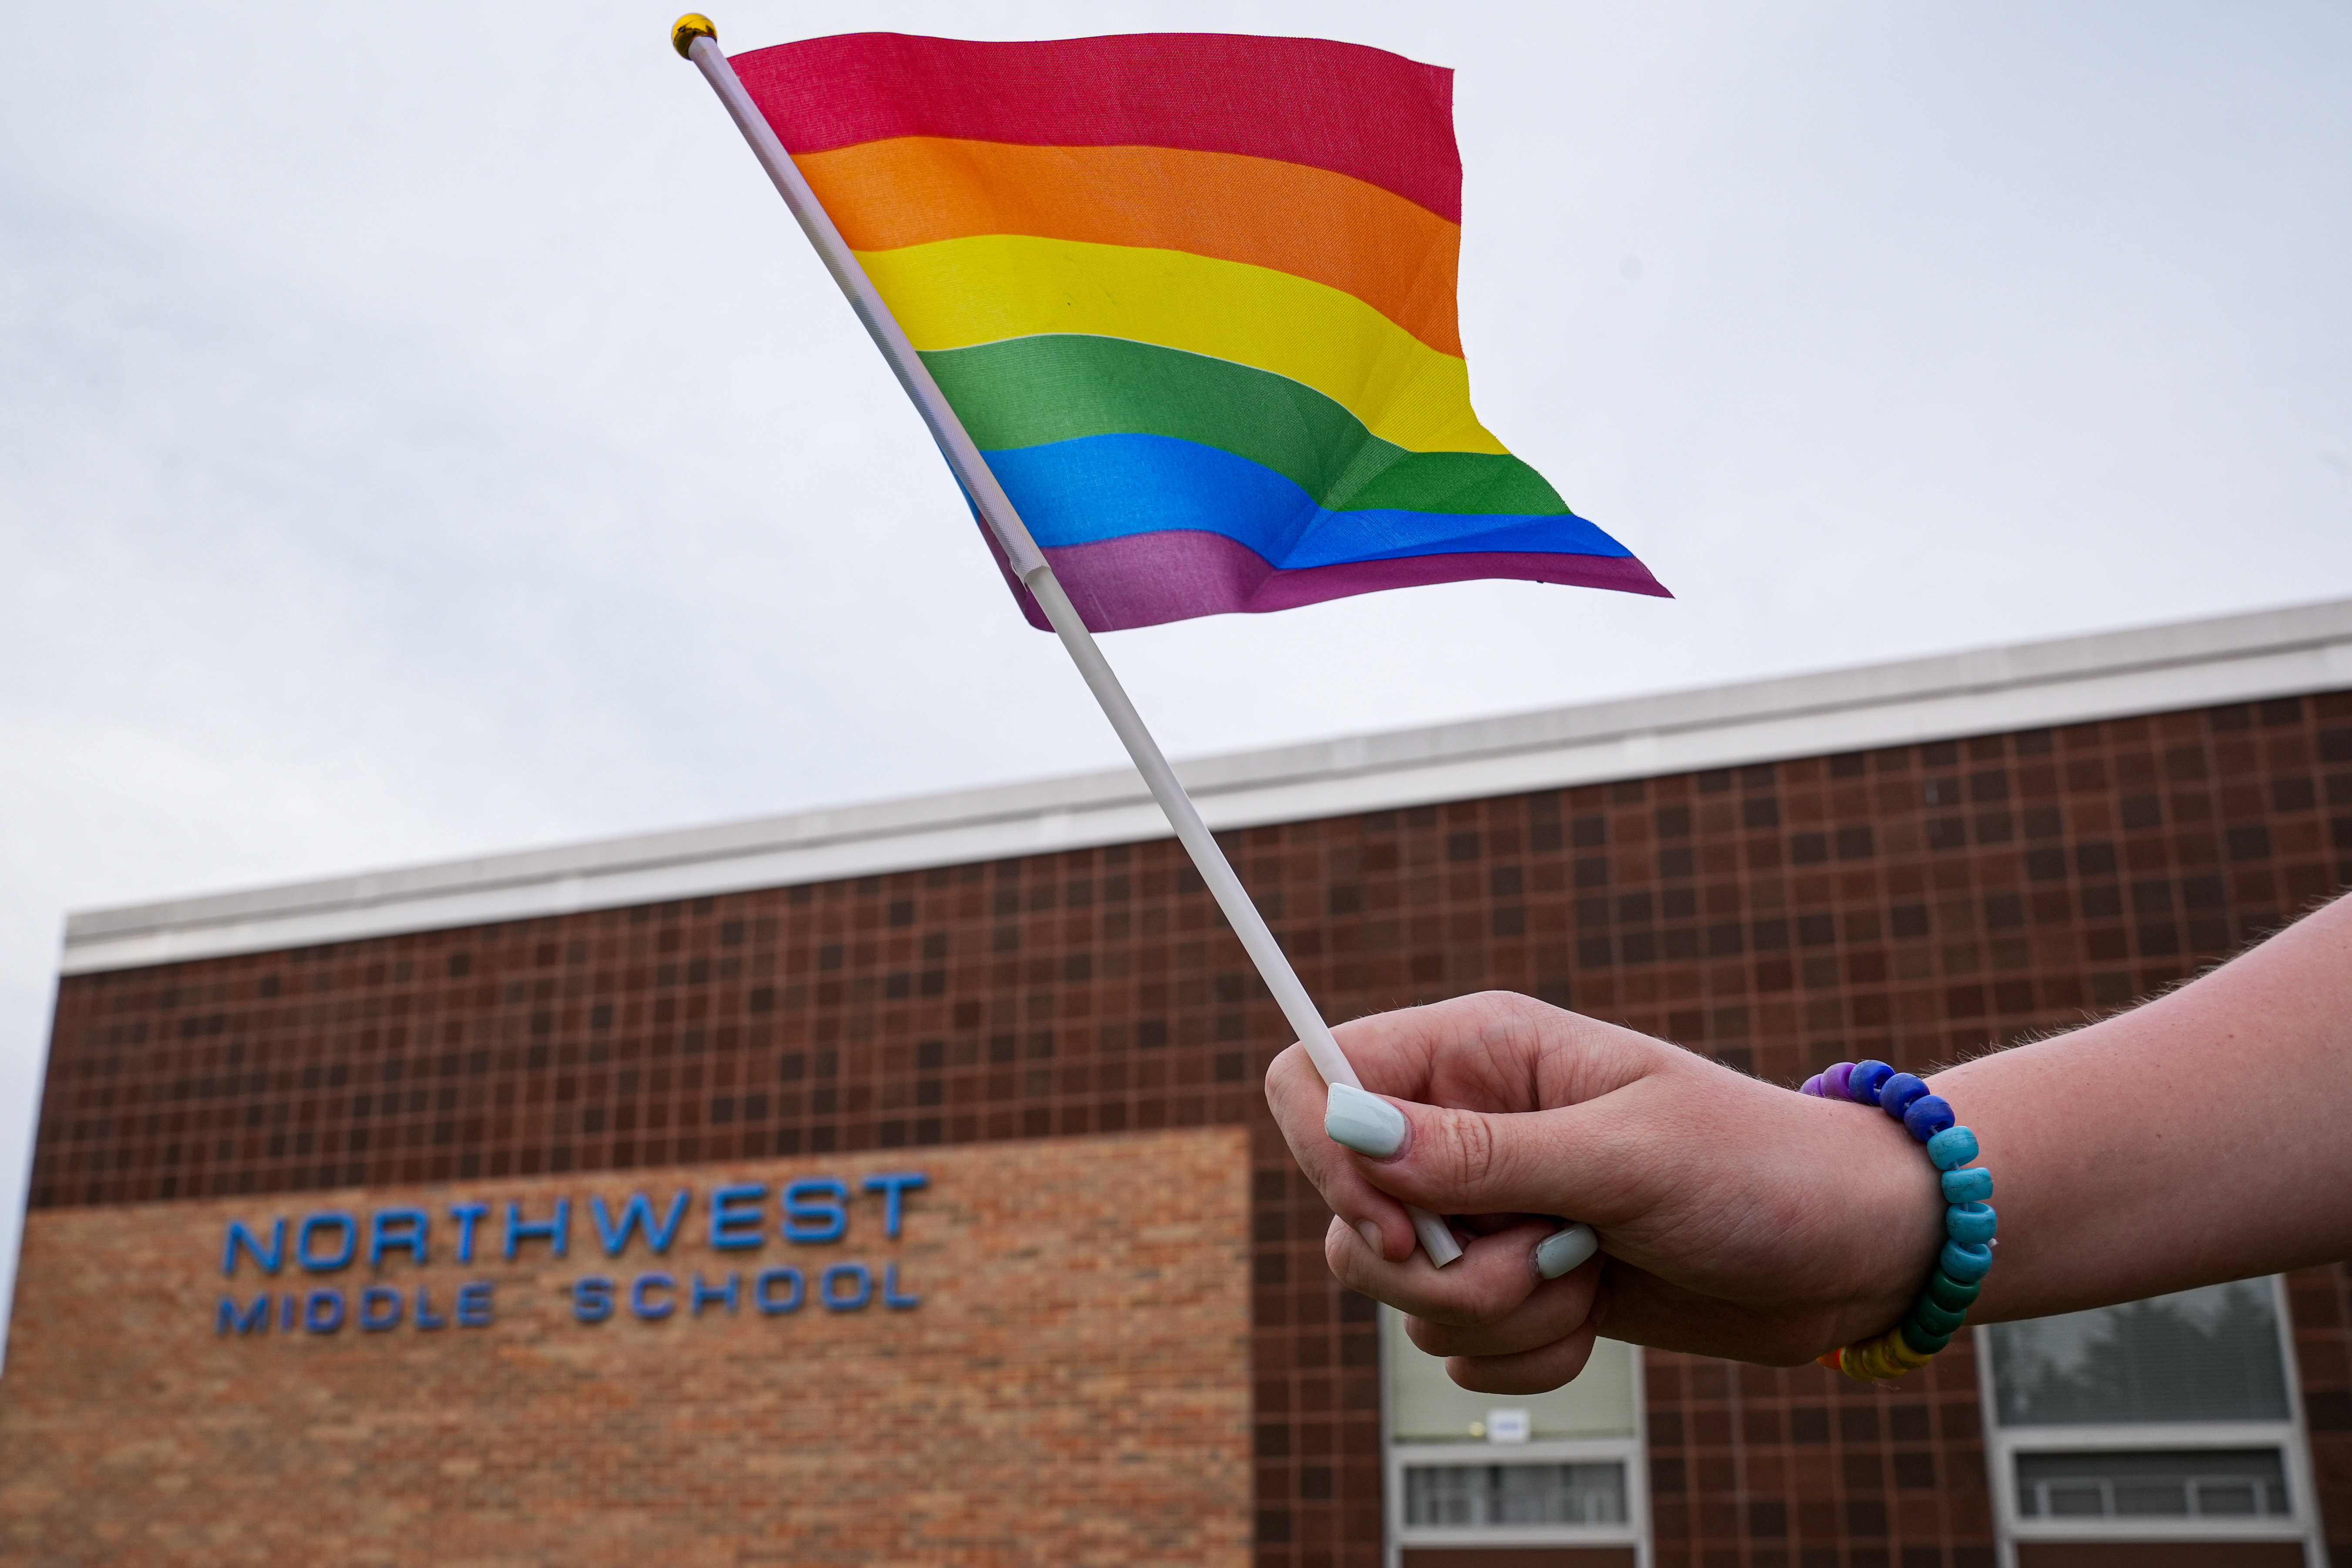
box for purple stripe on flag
[981,527,1671,633]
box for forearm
[1933,891,2352,1322]
[1272,895,2352,1382]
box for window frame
[1380,1308,1651,1565]
[1975,1274,2326,1566]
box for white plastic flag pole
[677,17,1462,1267]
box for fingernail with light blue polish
[1534,1223,1598,1280]
[1326,1083,1408,1159]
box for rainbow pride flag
[732,32,1666,631]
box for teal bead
[1928,1125,1980,1170]
[1941,1239,1993,1282]
[1946,1201,1997,1245]
[1898,1316,1953,1355]
[1909,1295,1969,1335]
[1926,1270,1982,1312]
[1941,1167,1993,1203]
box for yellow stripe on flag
[857,234,1507,456]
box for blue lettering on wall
[590,1190,688,1257]
[782,1179,849,1243]
[209,1171,933,1339]
[296,1213,357,1273]
[450,1202,488,1264]
[630,1273,674,1321]
[820,1262,872,1311]
[503,1200,569,1261]
[883,1263,920,1310]
[707,1184,766,1251]
[368,1209,429,1268]
[862,1172,929,1239]
[573,1277,615,1323]
[755,1267,803,1315]
[304,1289,346,1333]
[454,1282,495,1327]
[217,1294,271,1335]
[222,1218,285,1276]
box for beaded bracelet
[1798,1060,1995,1382]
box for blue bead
[1849,1060,1895,1105]
[1946,1201,1997,1245]
[1881,1073,1929,1120]
[1904,1094,1956,1142]
[1940,1239,1993,1282]
[1928,1125,1980,1170]
[1941,1167,1993,1203]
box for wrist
[1803,1060,1998,1378]
[1817,1098,1946,1345]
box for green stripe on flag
[922,335,1571,518]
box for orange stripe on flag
[795,137,1465,359]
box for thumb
[1326,1090,1624,1221]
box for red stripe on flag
[730,31,1462,223]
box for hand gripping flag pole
[676,15,1462,1267]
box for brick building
[6,597,2351,1568]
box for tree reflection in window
[1989,1281,2291,1426]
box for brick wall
[1645,1337,1996,1568]
[0,1132,1250,1566]
[2290,1262,2352,1568]
[20,687,2352,1567]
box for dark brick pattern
[29,689,2352,1568]
[1645,1337,1996,1568]
[2288,1262,2352,1568]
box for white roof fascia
[59,597,2352,976]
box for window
[1990,1279,2289,1426]
[1979,1278,2322,1557]
[1384,1307,1646,1558]
[1403,1461,1629,1528]
[2014,1448,2290,1521]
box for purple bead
[1849,1060,1895,1105]
[1881,1072,1929,1120]
[1904,1094,1956,1142]
[1800,1074,1825,1097]
[1822,1062,1856,1100]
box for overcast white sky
[2,1,2346,1358]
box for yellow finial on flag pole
[672,14,716,59]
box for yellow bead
[1879,1333,1936,1373]
[1833,1329,1936,1383]
[1842,1343,1889,1381]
